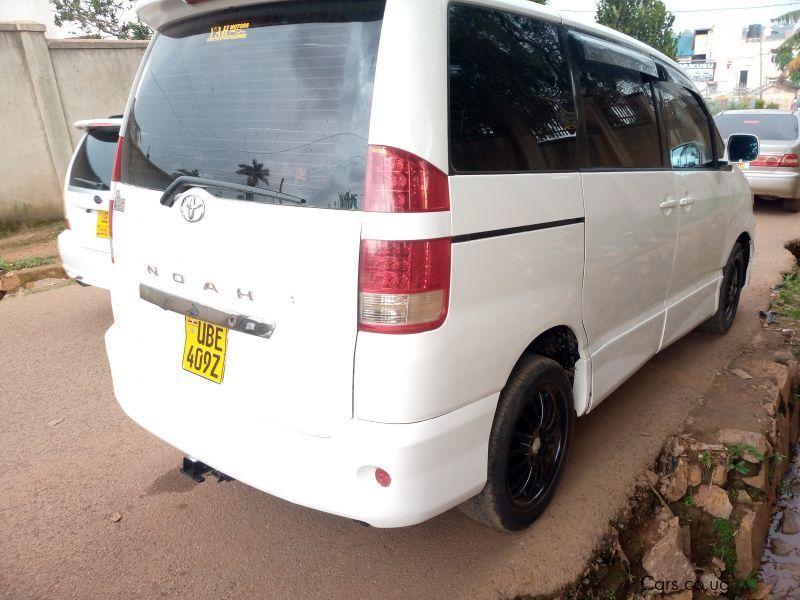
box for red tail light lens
[359,238,451,333]
[364,146,449,212]
[111,136,124,183]
[780,153,799,168]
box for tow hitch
[180,456,233,483]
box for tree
[596,0,677,59]
[772,10,800,83]
[51,1,151,40]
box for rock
[735,503,773,578]
[711,557,726,573]
[780,510,800,535]
[699,571,724,597]
[711,464,727,487]
[642,517,696,588]
[672,443,686,457]
[750,582,772,600]
[661,459,689,503]
[734,490,753,505]
[0,272,21,292]
[730,368,753,379]
[742,465,767,490]
[694,485,733,519]
[718,429,771,463]
[770,538,792,556]
[688,463,702,487]
[680,525,691,557]
[110,512,122,523]
[644,469,659,487]
[764,402,776,417]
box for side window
[448,5,578,173]
[655,82,715,169]
[575,38,662,169]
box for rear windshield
[69,127,118,191]
[121,0,385,210]
[715,113,799,142]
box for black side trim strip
[452,217,585,244]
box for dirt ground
[0,202,798,599]
[0,221,62,263]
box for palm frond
[773,9,800,25]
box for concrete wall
[0,22,146,222]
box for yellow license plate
[182,317,228,384]
[96,210,110,238]
[738,162,749,170]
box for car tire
[698,243,746,335]
[460,355,574,531]
[782,197,800,213]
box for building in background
[676,19,799,109]
[0,0,58,37]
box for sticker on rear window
[208,22,250,42]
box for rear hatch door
[65,125,118,251]
[112,0,385,437]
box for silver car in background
[715,110,800,212]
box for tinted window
[448,5,577,173]
[576,40,662,169]
[715,113,799,142]
[69,127,118,190]
[656,82,715,168]
[121,0,385,210]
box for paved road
[1,202,798,600]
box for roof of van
[134,0,676,67]
[73,118,123,131]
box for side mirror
[727,134,759,163]
[670,142,702,168]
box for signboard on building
[680,61,717,82]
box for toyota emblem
[180,195,206,223]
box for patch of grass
[700,451,714,467]
[0,256,56,272]
[713,517,737,573]
[774,270,800,321]
[682,495,695,508]
[0,219,20,239]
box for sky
[548,0,800,32]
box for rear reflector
[375,468,391,488]
[364,146,449,212]
[359,238,451,333]
[111,136,124,183]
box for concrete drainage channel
[0,264,70,298]
[528,268,800,599]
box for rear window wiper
[159,176,307,208]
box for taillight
[364,146,449,212]
[359,238,451,333]
[749,153,797,167]
[111,136,123,183]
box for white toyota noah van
[106,0,758,531]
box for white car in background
[57,117,121,289]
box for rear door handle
[659,198,679,210]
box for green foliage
[50,0,152,40]
[754,98,765,109]
[682,494,695,507]
[712,517,737,572]
[726,444,764,476]
[773,10,800,81]
[0,256,55,272]
[595,0,677,58]
[775,270,800,321]
[766,102,780,109]
[700,451,714,467]
[773,451,786,464]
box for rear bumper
[105,323,497,527]
[57,230,111,289]
[743,171,800,199]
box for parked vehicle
[105,0,758,531]
[715,110,800,212]
[58,118,121,288]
